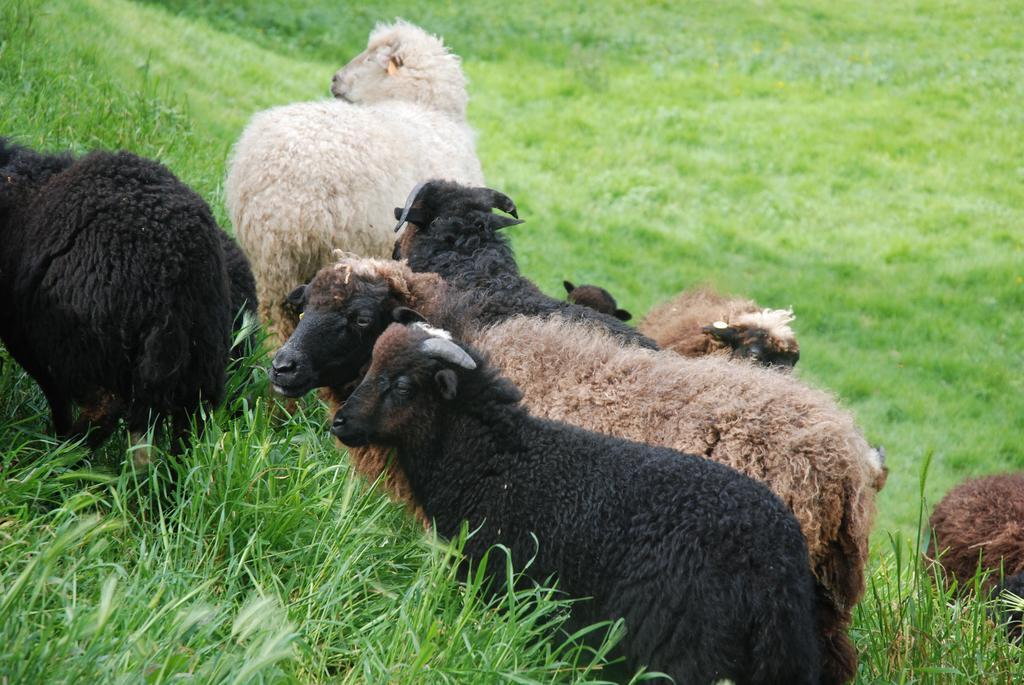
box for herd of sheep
[0,18,1020,685]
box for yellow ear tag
[712,320,728,329]
[299,312,304,320]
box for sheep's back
[226,100,483,263]
[928,473,1024,591]
[470,316,881,569]
[6,152,231,408]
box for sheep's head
[702,308,800,368]
[331,321,520,449]
[0,138,21,170]
[392,179,523,266]
[563,281,632,321]
[269,257,424,398]
[0,139,74,216]
[331,20,469,119]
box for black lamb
[331,320,822,685]
[391,180,657,349]
[0,137,233,451]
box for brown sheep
[270,257,885,685]
[562,280,632,321]
[927,473,1024,593]
[638,285,800,368]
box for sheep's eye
[354,313,373,328]
[394,376,414,397]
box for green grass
[1,0,1022,681]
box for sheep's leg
[815,502,870,685]
[68,393,123,449]
[42,384,74,438]
[124,402,166,469]
[169,414,190,456]
[816,596,858,685]
[5,348,74,436]
[128,426,158,469]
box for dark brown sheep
[639,285,800,368]
[927,473,1024,593]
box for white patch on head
[732,308,797,343]
[412,322,452,340]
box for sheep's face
[269,264,411,398]
[332,322,521,450]
[331,21,468,118]
[703,320,800,369]
[331,323,461,448]
[392,180,522,267]
[563,281,632,321]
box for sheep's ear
[434,369,458,400]
[285,284,308,310]
[392,306,425,325]
[393,206,427,228]
[370,42,394,69]
[614,308,633,322]
[702,321,741,344]
[387,54,403,75]
[563,280,575,294]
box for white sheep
[225,19,484,344]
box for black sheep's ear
[285,284,308,310]
[392,306,426,325]
[434,369,458,400]
[393,206,428,228]
[563,280,576,295]
[614,308,633,322]
[702,321,741,345]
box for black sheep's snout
[271,348,297,374]
[269,346,313,397]
[330,410,369,447]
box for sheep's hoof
[129,432,154,469]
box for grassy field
[1,0,1022,682]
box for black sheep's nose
[272,348,298,375]
[330,413,355,442]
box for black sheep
[391,180,657,349]
[332,320,822,685]
[996,572,1024,643]
[0,138,233,451]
